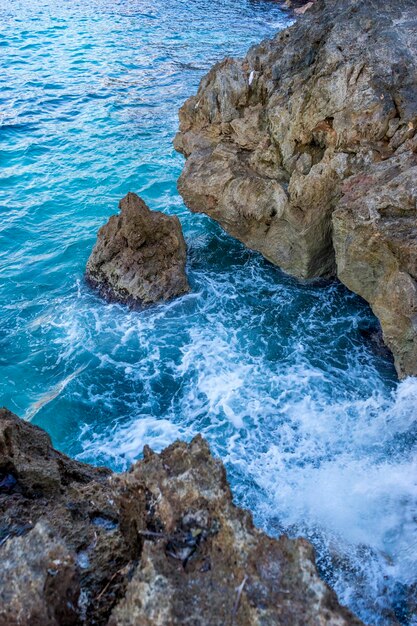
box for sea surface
[1,0,416,623]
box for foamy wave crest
[77,415,195,470]
[236,376,417,624]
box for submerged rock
[174,0,417,378]
[0,408,363,625]
[86,192,189,307]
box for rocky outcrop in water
[86,192,189,307]
[174,0,417,378]
[0,408,363,625]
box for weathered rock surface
[86,192,189,307]
[0,408,363,625]
[333,149,417,378]
[284,0,317,15]
[174,0,417,377]
[0,408,130,626]
[1,522,80,626]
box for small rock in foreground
[86,192,189,307]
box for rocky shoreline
[174,0,417,379]
[2,2,416,624]
[0,408,363,625]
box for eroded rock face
[333,148,417,378]
[0,409,131,626]
[86,192,189,307]
[174,0,417,377]
[109,439,363,626]
[0,409,363,625]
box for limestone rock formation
[0,408,363,625]
[174,0,417,378]
[333,149,417,378]
[86,192,189,307]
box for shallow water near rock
[0,0,416,624]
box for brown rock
[0,408,130,625]
[174,0,417,377]
[0,409,363,625]
[86,192,190,307]
[109,436,362,626]
[0,522,80,626]
[333,150,417,378]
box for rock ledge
[174,0,417,378]
[0,408,363,625]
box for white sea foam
[35,253,416,626]
[77,416,193,468]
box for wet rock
[0,471,17,493]
[86,192,190,307]
[0,406,104,497]
[0,409,363,625]
[174,0,417,377]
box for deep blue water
[1,1,417,624]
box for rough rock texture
[0,408,131,626]
[1,522,80,626]
[0,408,363,626]
[174,0,417,378]
[333,150,417,378]
[284,0,316,15]
[86,192,189,307]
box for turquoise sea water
[1,1,417,623]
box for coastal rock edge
[0,408,363,625]
[174,0,417,378]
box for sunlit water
[1,0,416,623]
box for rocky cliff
[174,0,417,378]
[0,408,363,625]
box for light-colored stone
[333,150,417,378]
[174,0,417,377]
